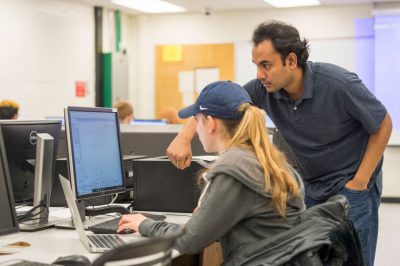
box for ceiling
[76,0,400,15]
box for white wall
[0,0,94,119]
[131,4,372,117]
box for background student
[117,81,305,265]
[0,99,20,119]
[113,100,134,124]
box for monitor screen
[0,134,19,236]
[131,119,167,125]
[0,120,61,203]
[64,107,125,200]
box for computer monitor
[120,125,209,158]
[0,120,61,231]
[64,106,125,202]
[131,119,167,125]
[45,116,64,126]
[0,120,61,204]
[133,159,203,213]
[0,135,19,236]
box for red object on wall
[75,81,86,97]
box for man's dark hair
[0,107,18,119]
[252,20,310,69]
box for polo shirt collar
[271,61,314,101]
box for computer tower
[132,159,204,213]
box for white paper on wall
[182,91,194,106]
[195,68,219,93]
[178,71,194,92]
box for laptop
[59,174,126,253]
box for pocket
[341,186,369,194]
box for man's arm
[346,113,392,190]
[167,117,197,169]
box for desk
[0,209,191,264]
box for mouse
[118,228,135,234]
[52,255,91,266]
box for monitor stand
[19,133,56,232]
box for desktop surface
[0,207,189,264]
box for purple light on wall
[355,18,375,93]
[374,16,400,129]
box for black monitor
[0,133,19,236]
[64,107,125,201]
[0,120,61,231]
[120,126,208,158]
[133,159,203,213]
[0,120,61,204]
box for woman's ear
[206,115,216,133]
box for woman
[117,81,305,265]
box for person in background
[166,20,392,266]
[113,100,134,124]
[117,81,305,265]
[158,106,181,124]
[0,99,19,119]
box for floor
[375,203,400,265]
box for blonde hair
[0,99,19,109]
[223,103,299,217]
[158,106,181,124]
[0,99,20,119]
[113,100,133,122]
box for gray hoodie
[139,147,305,265]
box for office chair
[237,194,364,266]
[92,230,183,266]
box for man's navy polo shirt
[244,61,387,200]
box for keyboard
[88,213,166,234]
[87,234,124,249]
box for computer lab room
[0,0,399,265]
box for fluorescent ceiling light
[263,0,320,8]
[111,0,186,13]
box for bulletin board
[155,44,234,118]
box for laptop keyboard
[87,234,125,249]
[88,213,166,234]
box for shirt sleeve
[139,174,258,255]
[343,75,387,134]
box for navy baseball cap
[178,81,253,120]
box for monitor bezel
[64,106,126,200]
[0,126,19,235]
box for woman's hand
[117,214,147,233]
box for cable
[110,193,119,204]
[17,201,48,223]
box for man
[167,20,392,266]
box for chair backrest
[237,195,364,266]
[92,231,181,266]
